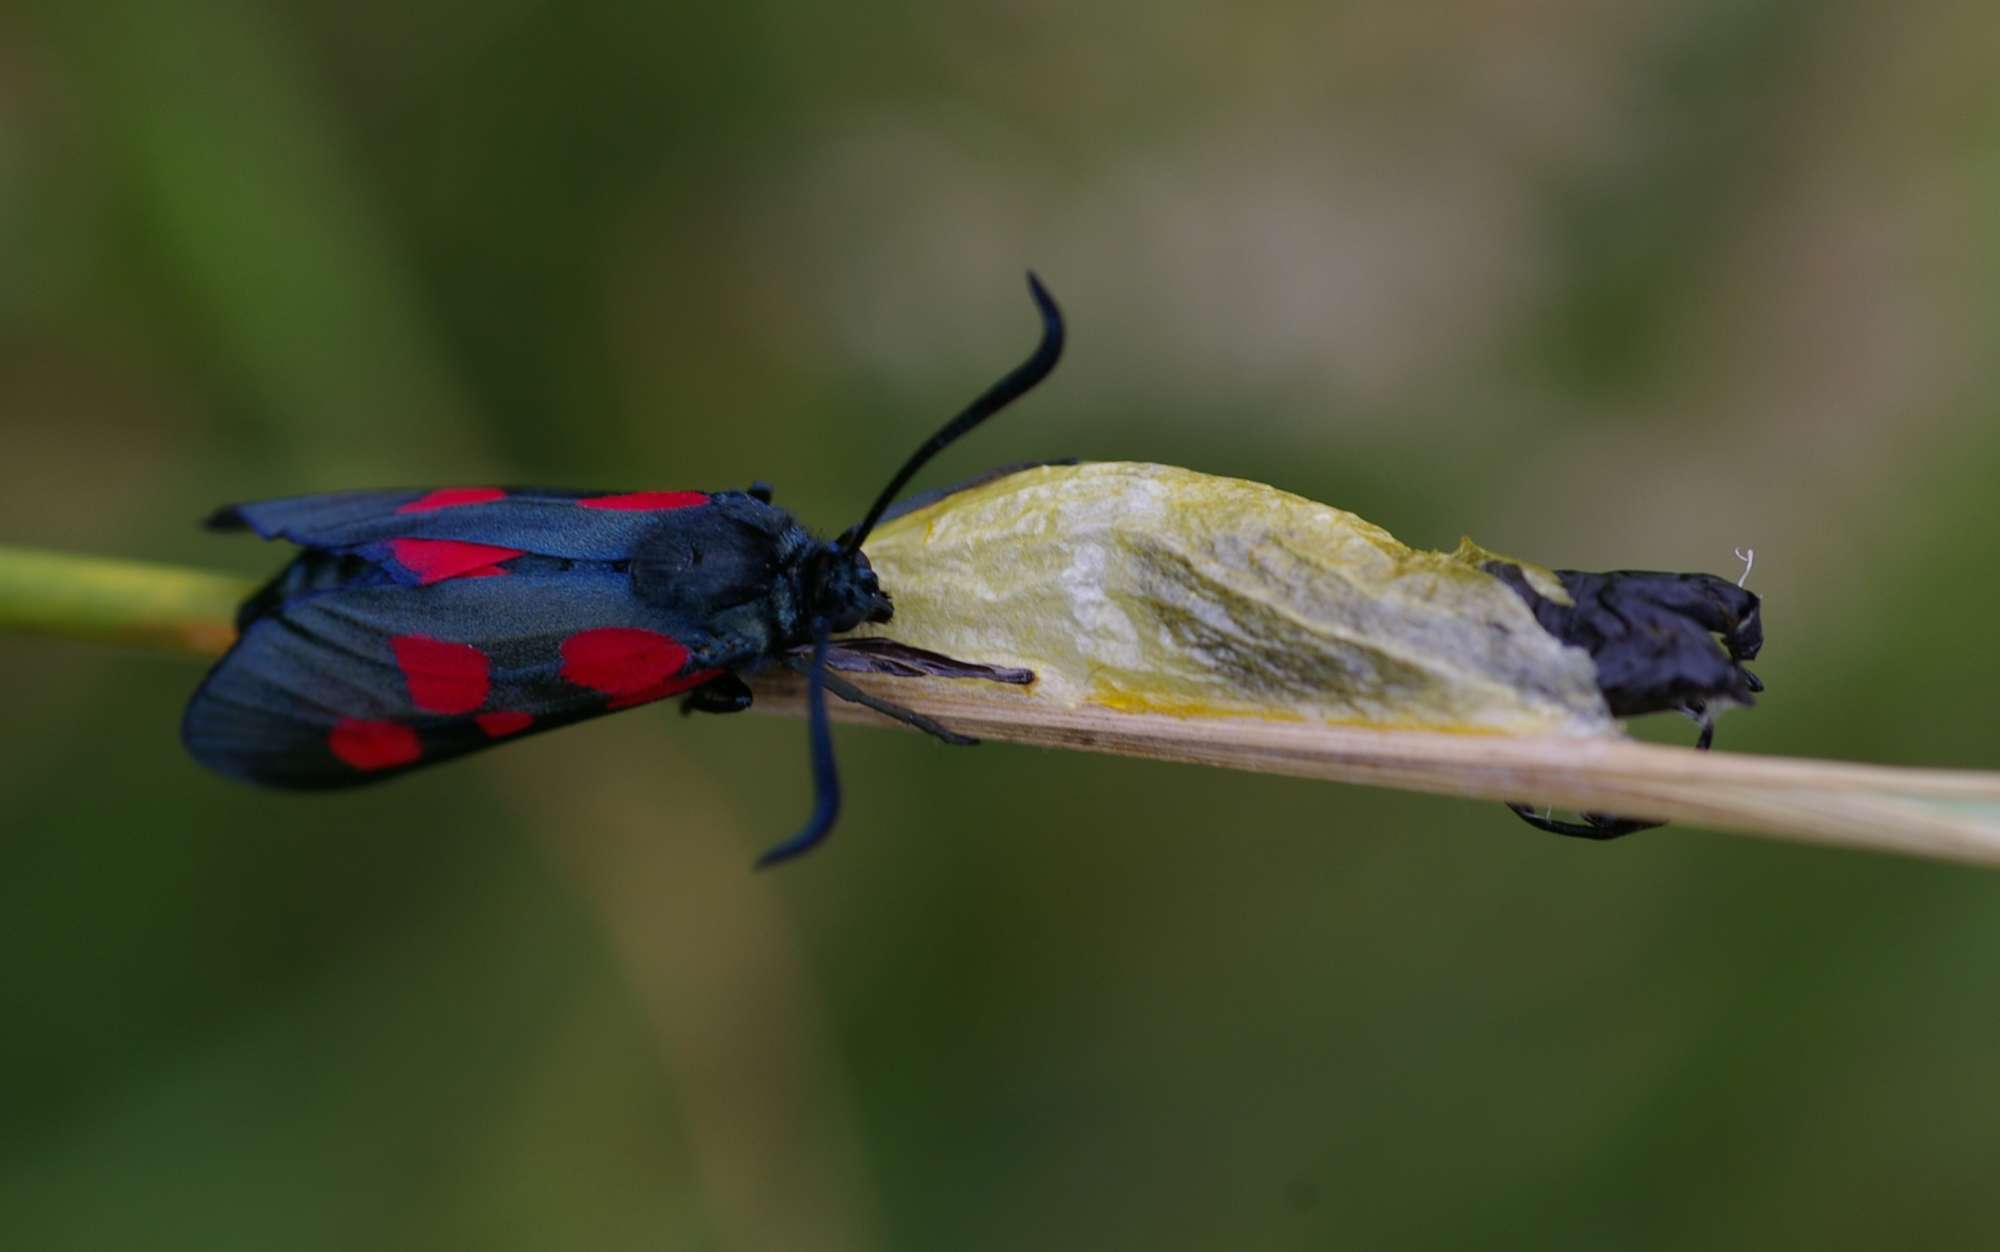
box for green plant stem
[0,544,254,657]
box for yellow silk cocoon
[855,462,1615,736]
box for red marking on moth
[578,491,707,512]
[392,635,491,714]
[328,718,421,771]
[388,538,524,585]
[559,627,719,708]
[607,669,722,710]
[475,710,533,738]
[397,487,506,514]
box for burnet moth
[184,275,1062,865]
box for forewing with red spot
[212,485,716,566]
[183,555,732,789]
[380,538,526,586]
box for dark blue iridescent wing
[211,486,718,572]
[183,553,736,788]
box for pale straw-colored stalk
[6,540,1994,869]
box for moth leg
[817,637,1033,685]
[1682,701,1715,751]
[681,672,754,716]
[1502,708,1720,841]
[783,655,978,747]
[1505,803,1660,841]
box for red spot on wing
[560,627,720,708]
[475,710,533,738]
[561,627,688,691]
[398,487,506,514]
[388,538,525,585]
[328,719,421,771]
[392,635,491,714]
[578,491,707,512]
[607,669,723,710]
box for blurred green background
[4,2,1999,1248]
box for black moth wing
[184,486,804,789]
[183,558,745,788]
[210,486,716,568]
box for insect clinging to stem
[185,274,1768,860]
[183,274,1064,865]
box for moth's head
[807,542,894,634]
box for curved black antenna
[757,621,841,868]
[840,272,1065,554]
